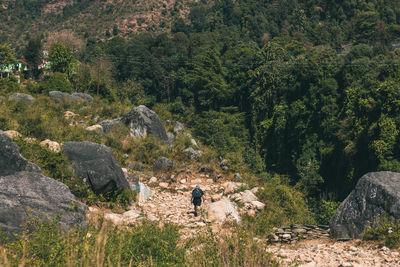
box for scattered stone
[153,157,177,172]
[223,182,241,194]
[86,124,103,134]
[180,179,187,184]
[251,200,265,211]
[99,118,122,133]
[138,182,154,202]
[40,139,61,153]
[167,132,175,143]
[64,111,77,119]
[149,177,158,184]
[159,182,169,189]
[173,121,185,133]
[240,190,258,203]
[184,147,203,159]
[9,93,35,102]
[206,198,241,224]
[220,159,229,170]
[330,171,400,239]
[250,187,259,194]
[4,130,21,139]
[62,141,130,194]
[234,173,242,180]
[191,138,198,147]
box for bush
[38,72,73,94]
[364,216,400,248]
[245,174,315,235]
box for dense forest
[2,0,400,206]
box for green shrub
[245,174,315,235]
[313,199,340,225]
[364,216,400,248]
[38,72,73,94]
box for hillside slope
[0,0,196,46]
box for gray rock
[99,118,122,133]
[220,159,229,170]
[330,171,400,239]
[173,121,185,133]
[0,130,41,176]
[138,182,154,201]
[0,171,87,236]
[184,147,203,159]
[99,105,168,141]
[167,132,175,143]
[9,93,35,102]
[153,157,177,172]
[0,130,87,236]
[72,92,93,102]
[234,173,242,180]
[121,105,168,141]
[49,91,93,103]
[62,141,130,194]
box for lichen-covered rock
[0,130,87,236]
[4,130,22,139]
[49,91,93,102]
[62,141,130,194]
[40,139,61,153]
[99,105,168,141]
[9,93,35,102]
[330,171,400,239]
[72,92,93,102]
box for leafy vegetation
[364,217,400,248]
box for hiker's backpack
[192,188,202,198]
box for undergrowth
[0,218,278,267]
[364,216,400,248]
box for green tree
[48,42,75,78]
[0,44,14,78]
[24,37,43,79]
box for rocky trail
[266,239,400,267]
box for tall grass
[0,218,278,267]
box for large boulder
[121,105,168,141]
[62,141,130,194]
[0,130,87,236]
[100,105,168,141]
[330,171,400,239]
[206,198,241,223]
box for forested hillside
[3,0,400,207]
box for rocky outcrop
[100,105,168,141]
[0,130,87,236]
[330,171,400,239]
[49,91,93,102]
[62,141,130,194]
[206,198,241,224]
[184,147,203,159]
[9,93,35,103]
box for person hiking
[191,185,205,217]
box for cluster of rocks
[8,93,35,103]
[268,225,330,243]
[266,240,400,267]
[0,130,87,237]
[49,91,93,103]
[3,130,61,152]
